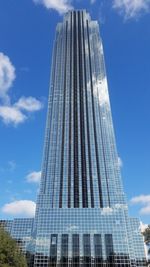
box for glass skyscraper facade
[1,10,146,267]
[32,10,146,267]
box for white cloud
[118,156,123,168]
[101,207,113,215]
[2,200,36,217]
[0,105,27,125]
[130,195,150,215]
[8,160,16,171]
[113,0,150,19]
[131,195,150,204]
[66,224,79,231]
[0,52,43,126]
[96,76,109,106]
[87,75,109,107]
[140,221,148,232]
[91,0,96,3]
[0,52,15,104]
[26,171,41,183]
[33,0,73,14]
[15,96,43,112]
[140,205,150,215]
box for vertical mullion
[59,22,68,208]
[82,12,94,208]
[78,11,88,208]
[73,11,79,208]
[68,12,72,208]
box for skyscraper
[1,10,146,267]
[33,10,146,267]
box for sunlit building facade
[33,10,146,267]
[1,10,146,267]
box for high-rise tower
[1,10,145,267]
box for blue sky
[0,0,150,225]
